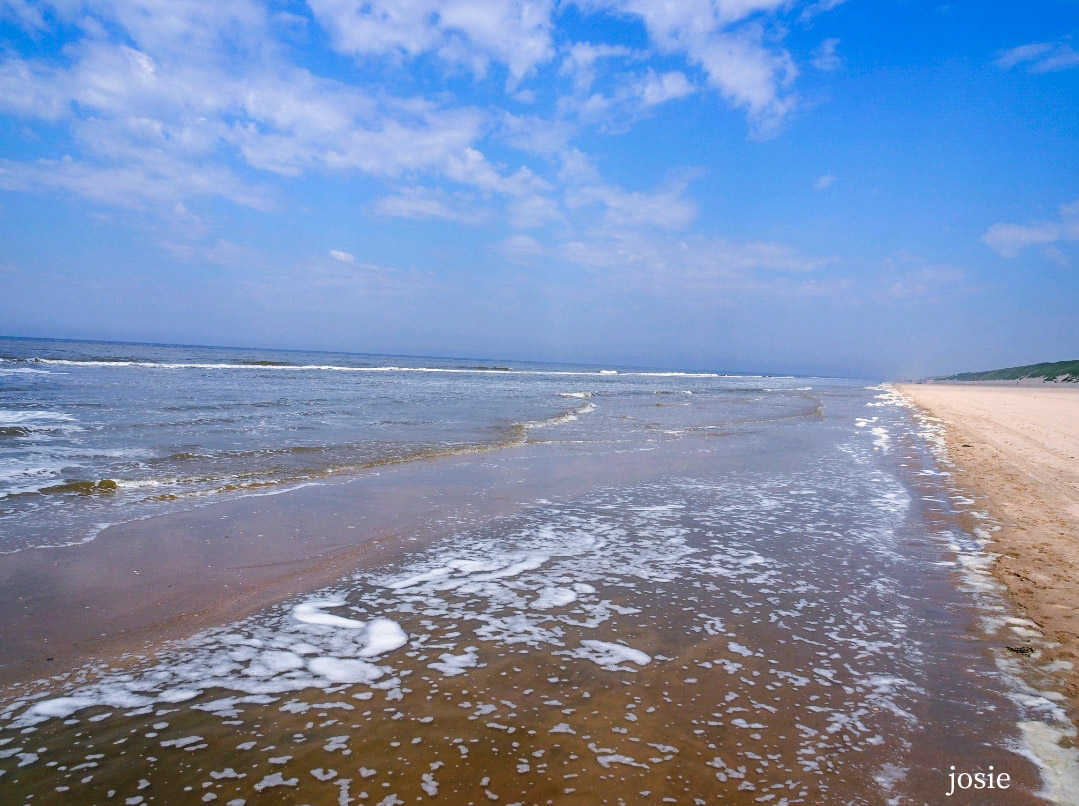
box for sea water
[1,337,720,553]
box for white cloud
[811,38,841,71]
[372,186,490,224]
[0,0,849,249]
[0,56,70,121]
[72,0,267,57]
[440,147,549,196]
[497,113,576,157]
[0,154,273,211]
[0,0,564,219]
[1042,245,1072,269]
[636,70,695,107]
[329,249,355,263]
[581,0,799,134]
[554,65,696,131]
[814,174,835,190]
[559,228,835,300]
[584,0,788,37]
[306,0,556,84]
[800,0,848,19]
[500,233,545,261]
[995,39,1079,73]
[507,194,564,229]
[983,201,1079,257]
[697,28,798,134]
[0,0,49,30]
[163,239,267,269]
[563,232,824,276]
[878,255,965,300]
[559,42,641,93]
[566,179,698,231]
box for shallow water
[1,337,767,553]
[1,369,1075,804]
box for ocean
[0,338,1073,804]
[1,337,721,553]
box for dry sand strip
[897,383,1079,715]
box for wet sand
[897,383,1079,716]
[0,441,667,689]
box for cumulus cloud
[983,201,1079,258]
[306,0,556,84]
[636,70,696,106]
[0,0,848,268]
[0,1,537,214]
[814,174,835,190]
[580,0,799,135]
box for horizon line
[0,333,873,381]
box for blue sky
[1,0,1077,377]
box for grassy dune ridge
[940,360,1079,382]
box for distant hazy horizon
[1,1,1076,378]
[1,333,878,379]
[7,332,1078,383]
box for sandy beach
[898,383,1079,715]
[0,439,682,689]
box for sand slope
[898,383,1079,713]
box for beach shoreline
[0,434,717,693]
[897,383,1079,721]
[1,379,1074,804]
[0,444,534,690]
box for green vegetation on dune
[940,360,1079,382]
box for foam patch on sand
[1018,721,1079,806]
[7,601,409,728]
[571,640,651,670]
[532,586,578,610]
[292,600,368,629]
